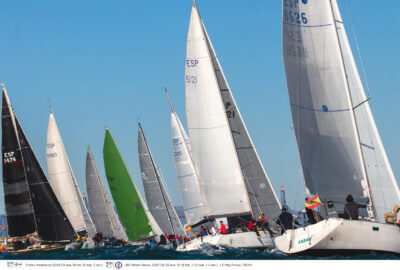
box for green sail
[103,128,153,241]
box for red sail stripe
[3,159,22,165]
[5,198,31,204]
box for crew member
[219,221,227,234]
[343,194,367,220]
[277,207,299,234]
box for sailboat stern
[275,218,400,255]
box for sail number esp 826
[283,0,308,25]
[283,0,309,59]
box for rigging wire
[344,0,390,216]
[344,0,372,98]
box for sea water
[0,245,398,260]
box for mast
[328,0,376,219]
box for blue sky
[0,0,399,214]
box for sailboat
[1,84,75,251]
[138,123,186,238]
[103,128,163,242]
[178,1,281,250]
[274,0,400,254]
[46,110,97,248]
[166,89,206,227]
[86,146,128,240]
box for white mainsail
[185,6,251,218]
[283,0,371,208]
[167,90,207,225]
[46,112,96,236]
[330,0,400,222]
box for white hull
[177,231,273,251]
[275,218,400,255]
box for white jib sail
[331,0,400,222]
[46,112,95,235]
[171,111,206,225]
[185,6,251,218]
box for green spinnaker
[103,128,153,241]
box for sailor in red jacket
[248,219,255,231]
[219,221,227,234]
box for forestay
[86,147,128,239]
[138,124,185,236]
[331,0,400,221]
[185,6,251,218]
[199,9,281,220]
[282,0,369,205]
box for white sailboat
[275,0,400,255]
[177,1,280,251]
[46,111,97,248]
